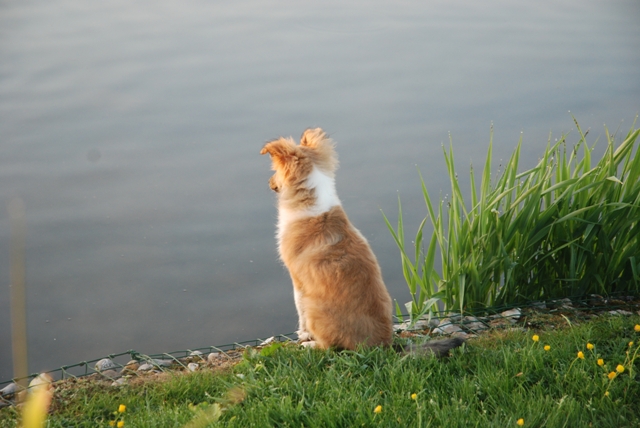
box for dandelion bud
[577,351,584,359]
[586,343,594,350]
[597,359,604,366]
[374,405,382,414]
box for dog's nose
[268,176,280,192]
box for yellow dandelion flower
[374,405,382,414]
[634,324,640,332]
[532,335,539,342]
[597,358,604,366]
[118,404,126,413]
[109,422,116,427]
[544,345,550,351]
[577,351,584,359]
[411,393,417,400]
[517,418,524,426]
[616,364,625,373]
[608,371,617,380]
[586,343,594,350]
[604,391,610,397]
[117,421,124,428]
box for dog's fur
[261,128,463,355]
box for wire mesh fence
[1,293,639,398]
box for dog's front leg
[293,286,313,342]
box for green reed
[384,118,640,321]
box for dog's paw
[296,330,313,342]
[300,340,317,349]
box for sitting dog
[261,128,463,356]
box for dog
[261,128,464,356]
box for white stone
[608,310,634,316]
[0,383,22,397]
[95,358,117,372]
[260,336,276,346]
[462,316,489,332]
[207,352,222,363]
[500,308,522,323]
[432,319,464,335]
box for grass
[384,119,640,322]
[2,314,639,427]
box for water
[1,0,639,381]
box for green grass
[384,119,640,321]
[2,315,639,427]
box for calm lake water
[1,0,639,381]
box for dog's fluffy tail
[399,337,465,358]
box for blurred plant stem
[8,197,28,386]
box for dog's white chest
[277,167,341,242]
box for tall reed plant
[384,119,640,321]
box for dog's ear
[299,127,338,173]
[300,128,329,148]
[260,137,300,170]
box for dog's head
[260,128,338,193]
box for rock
[531,301,547,310]
[187,363,199,372]
[500,308,522,323]
[207,353,222,363]
[95,358,118,372]
[121,360,139,374]
[432,318,464,335]
[188,351,204,360]
[260,337,276,346]
[0,382,23,398]
[99,370,120,380]
[608,310,634,316]
[588,294,605,306]
[149,359,173,368]
[549,298,573,309]
[111,378,127,387]
[448,313,463,322]
[401,319,432,331]
[28,373,53,390]
[461,316,489,332]
[452,331,471,340]
[393,323,406,331]
[137,363,154,372]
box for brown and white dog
[261,128,463,355]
